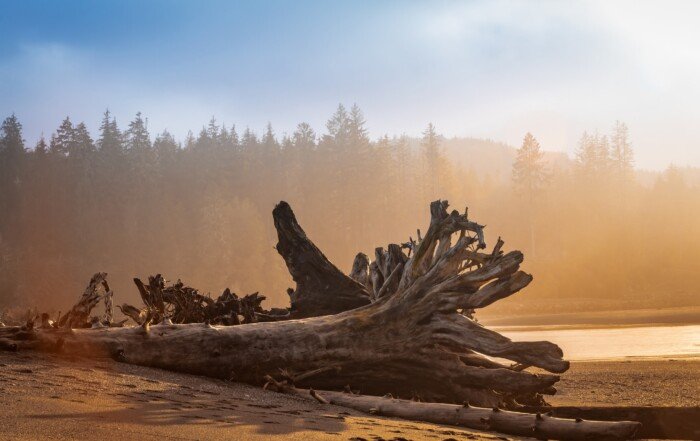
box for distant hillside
[406,136,572,182]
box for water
[501,324,700,361]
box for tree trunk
[0,200,568,407]
[273,201,371,318]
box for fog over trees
[1,106,698,316]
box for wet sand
[550,357,700,408]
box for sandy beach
[1,349,698,440]
[0,350,526,441]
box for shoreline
[479,305,700,328]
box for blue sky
[1,0,699,169]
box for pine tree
[126,112,151,152]
[241,127,258,150]
[1,114,24,153]
[575,132,610,182]
[512,132,547,198]
[72,122,95,157]
[154,130,179,158]
[207,116,219,140]
[421,123,441,198]
[348,104,370,147]
[34,135,48,156]
[261,122,279,154]
[325,104,350,145]
[0,114,26,276]
[51,117,75,156]
[512,133,548,257]
[97,109,123,155]
[610,121,634,182]
[184,130,196,150]
[292,122,316,149]
[0,113,26,186]
[229,124,240,150]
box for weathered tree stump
[0,200,568,408]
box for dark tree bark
[273,201,371,318]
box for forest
[1,105,699,317]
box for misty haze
[0,1,698,440]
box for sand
[1,351,698,440]
[0,351,523,441]
[550,357,700,408]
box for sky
[1,0,699,170]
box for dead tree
[0,200,567,407]
[57,272,112,328]
[274,201,371,317]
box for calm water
[501,325,700,361]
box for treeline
[0,106,698,315]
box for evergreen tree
[348,104,370,147]
[261,122,279,154]
[241,127,258,149]
[512,133,548,256]
[72,122,95,157]
[292,122,316,150]
[207,116,219,140]
[1,114,25,154]
[610,121,634,182]
[97,109,123,155]
[0,113,25,188]
[229,124,240,150]
[126,112,151,152]
[325,104,350,145]
[154,130,179,157]
[51,117,75,156]
[421,122,441,198]
[184,130,196,149]
[512,132,547,198]
[34,135,48,156]
[0,114,26,296]
[575,132,610,182]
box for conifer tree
[72,122,95,157]
[512,133,548,256]
[610,121,634,182]
[126,112,151,152]
[421,122,441,198]
[512,132,547,198]
[51,117,75,156]
[97,110,124,155]
[154,130,178,158]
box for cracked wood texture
[290,388,641,441]
[273,201,371,318]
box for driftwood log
[0,200,567,409]
[270,383,641,441]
